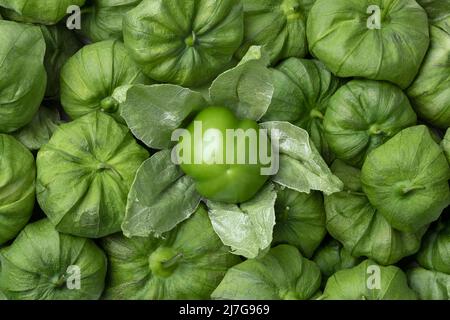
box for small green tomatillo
[178,107,272,204]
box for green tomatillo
[177,107,272,204]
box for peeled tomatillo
[179,107,271,204]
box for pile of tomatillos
[0,0,449,300]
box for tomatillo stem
[100,96,119,113]
[162,253,184,269]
